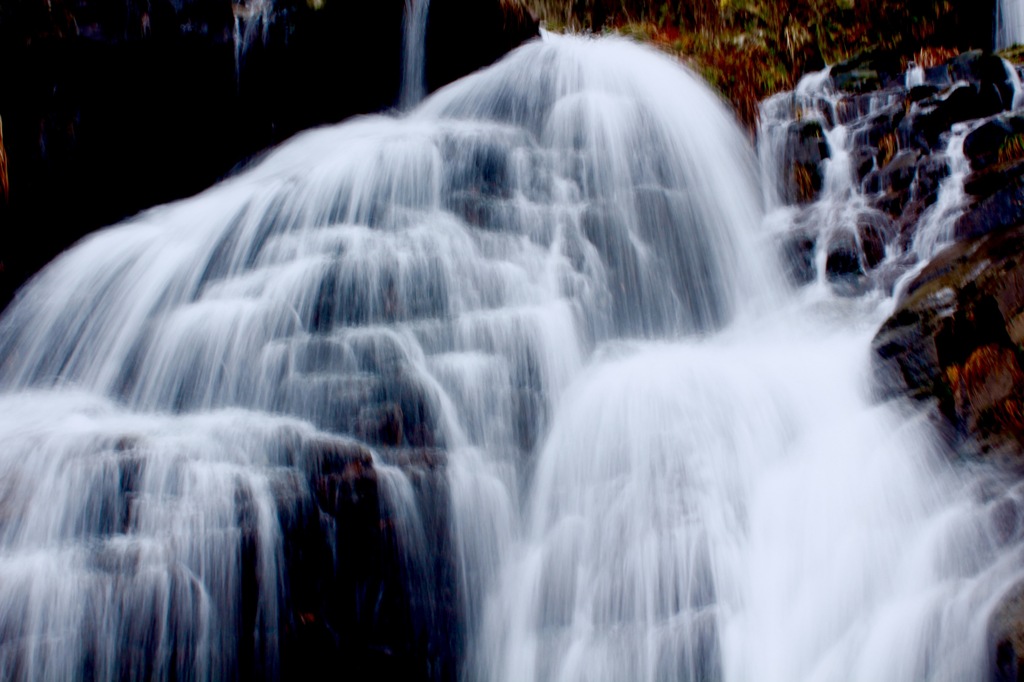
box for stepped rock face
[0,0,538,311]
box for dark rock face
[780,230,817,286]
[277,436,458,682]
[956,113,1024,241]
[872,224,1024,459]
[784,120,830,203]
[991,580,1024,682]
[0,0,538,311]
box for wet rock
[964,118,1018,170]
[909,84,940,102]
[780,230,817,287]
[900,51,1016,155]
[0,116,6,206]
[947,51,1017,109]
[961,116,1024,202]
[990,582,1024,682]
[872,223,1024,456]
[830,51,903,94]
[836,93,877,127]
[784,120,830,204]
[880,149,921,194]
[857,212,892,270]
[874,187,910,219]
[275,434,459,681]
[963,159,1024,199]
[823,229,864,280]
[954,176,1024,241]
[859,103,906,150]
[356,403,405,447]
[913,153,950,204]
[851,147,877,183]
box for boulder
[959,114,1024,201]
[880,149,921,193]
[830,50,903,94]
[780,229,817,286]
[947,50,1017,109]
[964,118,1019,170]
[851,146,877,183]
[913,153,951,204]
[857,211,892,270]
[825,231,863,279]
[955,176,1024,241]
[872,223,1024,456]
[902,85,1009,152]
[991,582,1024,682]
[783,119,830,203]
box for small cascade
[232,0,274,80]
[401,0,433,109]
[758,68,904,295]
[760,49,1024,297]
[1005,57,1024,108]
[909,125,972,259]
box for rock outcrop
[873,223,1024,460]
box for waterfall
[998,0,1024,50]
[401,0,433,109]
[0,32,1022,682]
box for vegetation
[525,0,991,130]
[998,132,1024,166]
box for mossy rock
[830,50,903,94]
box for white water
[998,0,1024,50]
[401,0,433,109]
[0,33,1022,682]
[910,124,972,259]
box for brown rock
[991,582,1024,681]
[872,223,1024,456]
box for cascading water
[401,0,433,109]
[232,0,274,79]
[0,31,1022,682]
[998,0,1024,50]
